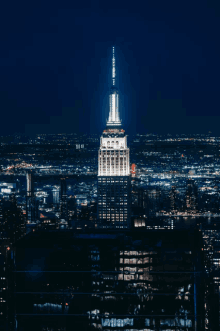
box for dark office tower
[186,178,198,213]
[0,195,25,330]
[136,187,145,209]
[0,199,2,222]
[147,187,162,216]
[26,171,36,224]
[60,178,68,222]
[131,182,147,214]
[170,185,177,212]
[0,252,6,331]
[97,47,131,229]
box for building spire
[107,46,121,128]
[112,46,116,86]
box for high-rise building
[97,47,130,228]
[186,178,198,213]
[147,187,162,217]
[52,186,60,211]
[26,171,37,224]
[60,178,68,223]
[170,185,177,212]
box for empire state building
[97,47,131,228]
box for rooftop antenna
[112,46,116,86]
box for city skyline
[1,2,220,329]
[1,129,220,329]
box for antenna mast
[112,46,116,86]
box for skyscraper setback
[97,47,131,228]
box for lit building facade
[98,47,130,228]
[60,177,68,221]
[186,179,198,213]
[52,186,60,206]
[26,171,37,224]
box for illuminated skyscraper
[60,178,68,222]
[26,171,36,224]
[52,186,60,209]
[186,178,198,213]
[97,47,131,228]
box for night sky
[1,0,220,137]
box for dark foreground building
[7,228,207,331]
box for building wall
[10,229,205,331]
[98,135,130,177]
[98,129,131,228]
[97,176,131,228]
